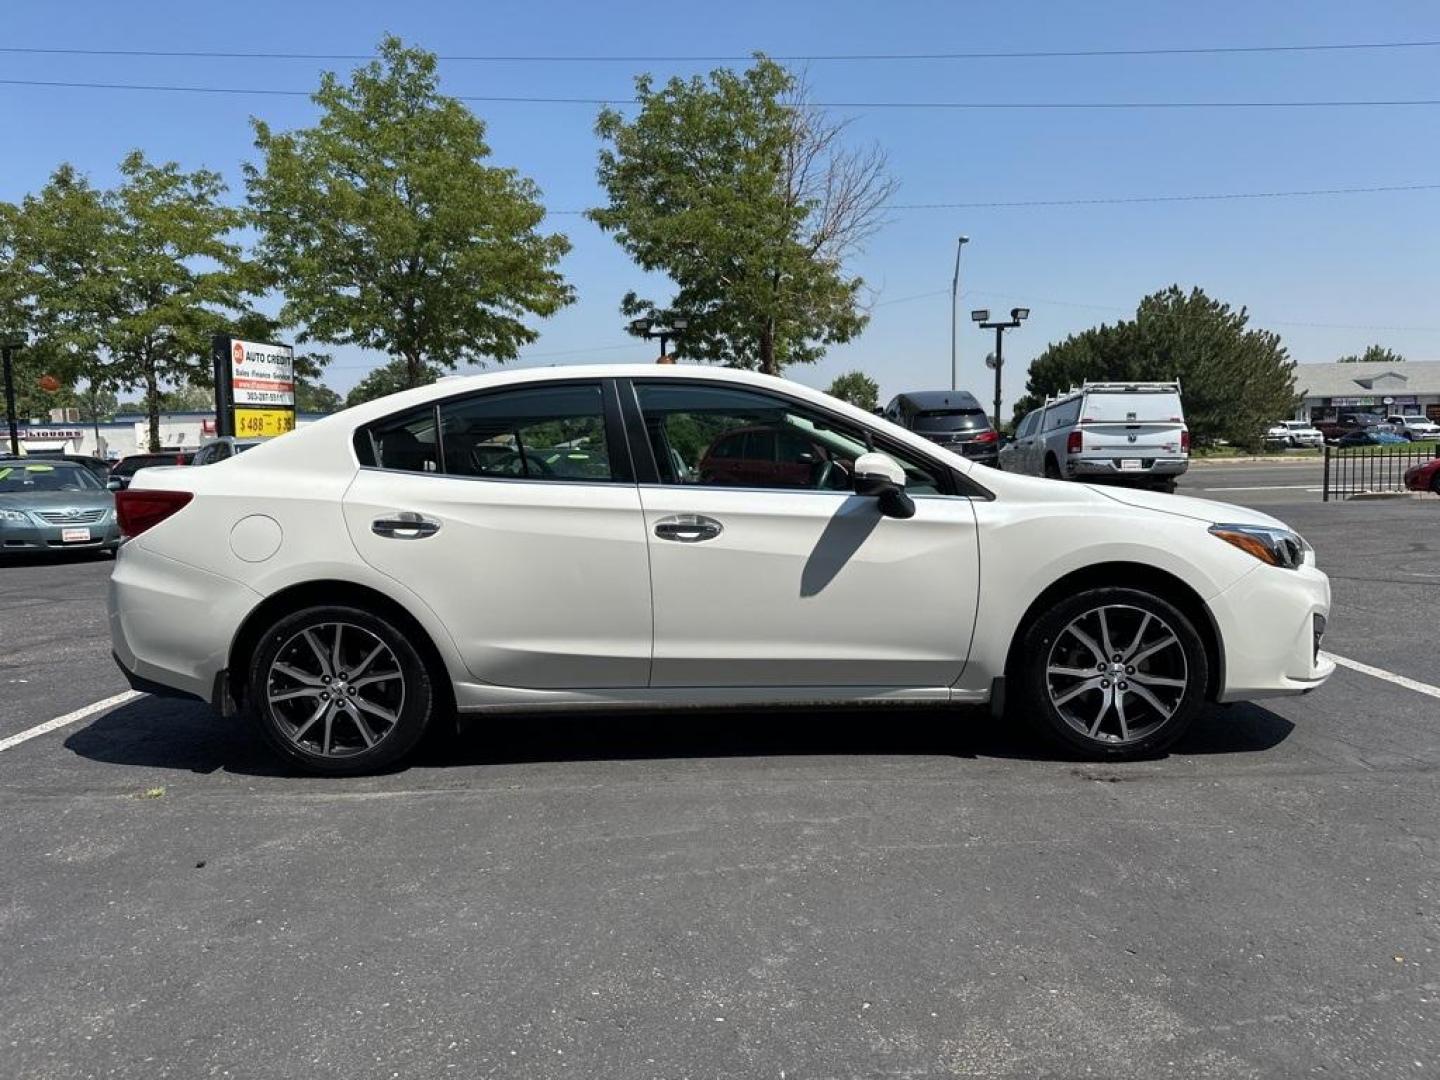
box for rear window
[914,408,988,432]
[1082,391,1183,424]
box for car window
[1016,411,1040,438]
[439,383,612,482]
[1045,398,1082,430]
[634,382,946,495]
[0,462,100,492]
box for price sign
[213,335,296,439]
[235,409,296,438]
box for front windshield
[0,462,103,493]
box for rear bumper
[1069,456,1189,479]
[1208,562,1334,702]
[108,541,260,705]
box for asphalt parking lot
[1,489,1437,1079]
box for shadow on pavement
[63,694,1295,777]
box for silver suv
[1000,381,1190,490]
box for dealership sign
[212,335,296,439]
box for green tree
[345,358,442,408]
[1021,286,1296,451]
[826,370,880,411]
[591,58,896,375]
[246,36,573,391]
[296,379,343,414]
[1337,344,1405,364]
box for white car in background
[1266,420,1325,448]
[1000,381,1189,490]
[1383,414,1440,441]
[108,365,1332,774]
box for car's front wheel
[247,605,436,775]
[1016,587,1208,759]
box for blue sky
[3,0,1437,410]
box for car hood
[0,490,114,511]
[1085,484,1289,530]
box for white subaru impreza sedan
[108,365,1333,774]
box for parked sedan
[109,365,1333,775]
[109,451,193,490]
[1403,457,1440,494]
[0,460,119,556]
[1335,429,1409,447]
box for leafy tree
[827,370,880,411]
[1021,286,1296,450]
[296,380,344,414]
[591,58,896,375]
[345,358,442,408]
[1337,344,1405,364]
[246,36,573,391]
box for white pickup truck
[1000,381,1190,490]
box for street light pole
[628,314,690,363]
[971,307,1029,430]
[950,236,969,391]
[2,341,23,457]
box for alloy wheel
[1045,604,1188,745]
[265,622,406,759]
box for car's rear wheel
[247,605,435,775]
[1016,587,1208,759]
[1044,455,1063,480]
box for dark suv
[882,390,999,467]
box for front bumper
[0,519,120,553]
[1208,561,1334,701]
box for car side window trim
[620,377,992,500]
[354,378,638,486]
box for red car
[1403,457,1440,494]
[698,425,851,489]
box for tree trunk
[758,319,777,376]
[404,350,423,389]
[144,354,160,453]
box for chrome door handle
[372,512,441,539]
[654,514,723,543]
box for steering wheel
[811,459,852,491]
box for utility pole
[2,341,23,457]
[970,307,1029,430]
[950,236,969,391]
[628,314,690,362]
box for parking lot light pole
[628,315,690,362]
[2,340,24,457]
[971,307,1029,429]
[950,235,969,391]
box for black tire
[247,604,436,775]
[1014,586,1208,759]
[1043,455,1064,481]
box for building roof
[1294,360,1440,399]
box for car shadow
[63,695,1295,777]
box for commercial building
[5,411,326,460]
[1292,361,1440,424]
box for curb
[1189,456,1322,467]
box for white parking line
[0,690,143,754]
[1327,653,1440,700]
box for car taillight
[973,429,998,444]
[1066,430,1083,454]
[1180,430,1191,453]
[115,489,193,538]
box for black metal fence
[1322,442,1439,501]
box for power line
[546,183,1440,216]
[2,77,1439,110]
[2,40,1438,62]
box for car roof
[891,390,984,410]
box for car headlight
[0,509,28,523]
[1208,523,1311,570]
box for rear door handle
[654,514,723,543]
[372,512,441,539]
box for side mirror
[853,451,915,519]
[106,477,123,491]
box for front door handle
[654,514,723,543]
[372,512,441,539]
